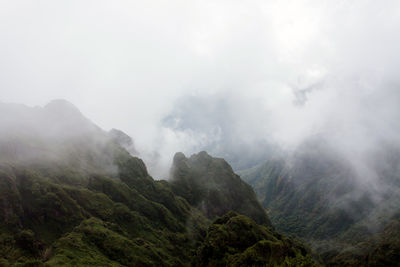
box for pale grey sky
[1,0,400,176]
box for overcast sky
[1,0,400,176]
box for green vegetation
[196,211,316,267]
[240,141,400,266]
[0,149,208,266]
[171,151,271,226]
[0,100,317,266]
[0,145,318,266]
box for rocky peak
[170,151,271,226]
[44,99,82,117]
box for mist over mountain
[238,135,400,264]
[0,100,120,175]
[1,0,400,265]
[161,85,400,177]
[0,100,318,266]
[159,84,400,264]
[2,1,400,180]
[161,93,279,171]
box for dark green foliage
[87,174,185,233]
[364,219,400,267]
[240,156,362,241]
[15,170,87,242]
[15,230,44,257]
[196,212,317,267]
[0,152,209,265]
[240,140,400,265]
[0,101,316,266]
[171,151,271,226]
[0,169,23,226]
[0,147,316,266]
[48,217,183,266]
[328,218,400,266]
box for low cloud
[0,0,399,182]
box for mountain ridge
[0,100,316,266]
[240,137,400,265]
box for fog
[1,0,400,179]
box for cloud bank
[1,0,400,178]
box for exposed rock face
[170,151,271,226]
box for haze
[1,0,400,178]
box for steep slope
[330,218,400,266]
[0,101,207,265]
[0,100,316,266]
[241,138,400,264]
[196,211,316,267]
[0,148,209,266]
[170,151,271,226]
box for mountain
[162,93,278,171]
[0,100,316,266]
[329,218,400,266]
[195,211,315,266]
[240,137,400,265]
[170,151,271,226]
[109,128,138,155]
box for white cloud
[1,0,400,177]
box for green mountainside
[170,151,271,226]
[329,218,400,266]
[0,101,316,266]
[195,211,315,266]
[240,139,400,266]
